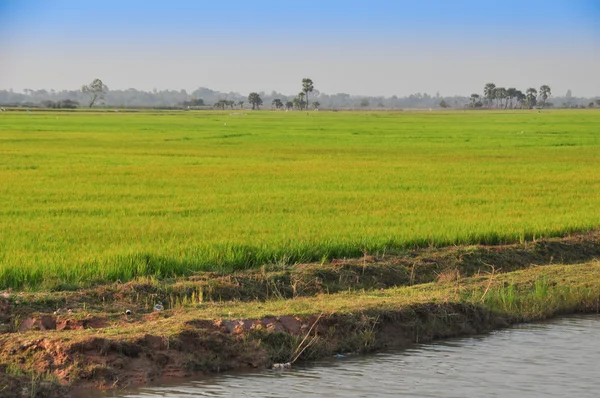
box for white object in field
[223,122,227,126]
[154,303,164,312]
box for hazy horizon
[1,0,599,98]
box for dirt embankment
[0,232,599,397]
[0,304,514,398]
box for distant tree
[285,101,293,110]
[295,92,306,110]
[589,102,595,108]
[484,83,496,108]
[272,98,283,109]
[213,99,228,110]
[81,78,108,108]
[248,92,262,110]
[292,97,300,110]
[302,78,314,109]
[58,99,79,109]
[183,98,205,107]
[217,99,232,109]
[506,88,517,109]
[360,98,369,107]
[538,85,551,108]
[596,99,600,106]
[439,99,449,108]
[526,88,538,108]
[40,99,78,109]
[292,93,307,110]
[312,101,320,110]
[469,93,480,107]
[238,100,244,109]
[515,90,525,109]
[494,87,507,108]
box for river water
[112,315,600,397]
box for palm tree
[248,92,262,110]
[506,88,517,109]
[538,85,551,108]
[302,78,314,109]
[495,87,507,109]
[213,99,227,110]
[484,83,496,108]
[526,88,537,108]
[515,90,525,109]
[272,99,283,109]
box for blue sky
[0,0,599,96]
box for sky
[0,0,599,97]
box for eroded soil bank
[1,233,599,397]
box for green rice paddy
[1,109,599,289]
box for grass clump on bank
[1,109,600,290]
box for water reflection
[112,316,600,397]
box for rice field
[1,109,599,290]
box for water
[112,316,600,397]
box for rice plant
[0,109,599,290]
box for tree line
[468,84,552,109]
[247,78,319,110]
[2,79,599,110]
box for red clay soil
[0,303,520,398]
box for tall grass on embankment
[1,109,599,290]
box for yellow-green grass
[1,109,599,290]
[116,261,600,328]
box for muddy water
[113,316,600,397]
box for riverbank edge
[1,257,599,397]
